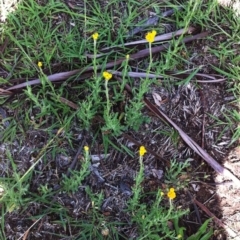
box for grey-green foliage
[186,218,213,240]
[62,156,91,193]
[125,99,149,131]
[129,191,188,239]
[127,158,188,239]
[0,151,31,213]
[76,98,97,130]
[173,218,213,240]
[165,159,191,185]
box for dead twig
[59,97,79,110]
[144,97,240,186]
[127,6,183,37]
[194,198,238,238]
[100,27,195,51]
[5,32,209,92]
[186,190,202,224]
[108,70,226,83]
[0,37,9,54]
[122,133,167,163]
[199,87,206,149]
[66,137,86,177]
[17,216,43,240]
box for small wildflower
[37,61,43,68]
[92,32,99,40]
[84,146,89,152]
[139,146,147,157]
[101,227,109,236]
[103,71,112,81]
[145,30,157,43]
[167,188,176,200]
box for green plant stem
[93,41,97,77]
[141,42,152,94]
[105,80,110,114]
[149,42,152,67]
[121,56,129,92]
[165,200,174,219]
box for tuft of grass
[0,150,31,213]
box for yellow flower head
[139,146,147,157]
[37,61,43,68]
[167,188,176,200]
[84,146,89,152]
[92,32,99,41]
[145,30,157,43]
[103,71,112,81]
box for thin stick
[144,97,240,186]
[66,138,86,177]
[6,32,208,91]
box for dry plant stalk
[145,97,240,186]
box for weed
[62,146,91,193]
[0,150,31,212]
[127,147,190,239]
[174,218,213,240]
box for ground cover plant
[0,0,240,239]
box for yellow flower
[84,146,89,152]
[145,30,157,43]
[103,71,112,81]
[167,188,176,200]
[37,61,43,68]
[139,146,147,156]
[92,32,99,40]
